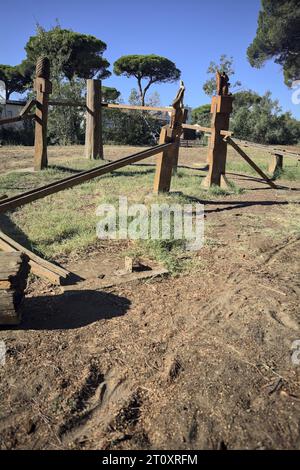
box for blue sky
[1,0,299,118]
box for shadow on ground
[2,290,131,331]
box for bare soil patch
[0,145,299,449]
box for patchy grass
[0,150,298,274]
[226,149,300,182]
[0,162,209,273]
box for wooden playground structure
[0,57,299,321]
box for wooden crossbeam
[0,99,36,126]
[104,103,173,113]
[225,137,277,189]
[182,123,233,137]
[0,143,173,214]
[19,99,36,117]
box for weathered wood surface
[203,95,234,188]
[0,252,30,325]
[19,99,36,117]
[104,103,172,113]
[85,79,103,160]
[34,58,52,171]
[0,143,173,214]
[232,138,300,159]
[0,231,72,285]
[225,137,277,189]
[153,83,187,192]
[182,123,233,137]
[269,154,283,179]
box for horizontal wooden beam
[182,123,233,137]
[103,103,173,113]
[0,143,174,214]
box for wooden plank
[225,137,277,189]
[182,123,233,137]
[0,232,71,285]
[85,79,103,160]
[0,115,23,126]
[105,103,173,113]
[0,143,173,214]
[0,252,30,325]
[19,99,36,117]
[183,124,212,133]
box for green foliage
[191,104,211,126]
[114,54,181,105]
[0,63,33,100]
[247,0,300,86]
[231,90,300,144]
[102,86,121,103]
[103,109,161,146]
[128,88,141,105]
[25,24,110,81]
[203,54,241,96]
[0,119,34,145]
[48,78,85,145]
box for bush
[0,119,34,145]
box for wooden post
[34,57,52,171]
[203,95,233,188]
[153,82,186,193]
[269,153,283,179]
[85,79,103,160]
[172,108,188,172]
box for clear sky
[1,0,299,118]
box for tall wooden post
[153,82,186,193]
[34,57,52,171]
[268,153,283,179]
[85,79,103,160]
[203,71,233,188]
[172,108,188,172]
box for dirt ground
[0,145,300,450]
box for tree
[247,0,300,87]
[48,78,85,145]
[0,63,33,100]
[114,54,181,106]
[128,88,141,105]
[191,104,211,126]
[203,55,241,96]
[102,86,121,103]
[25,24,110,81]
[231,90,300,144]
